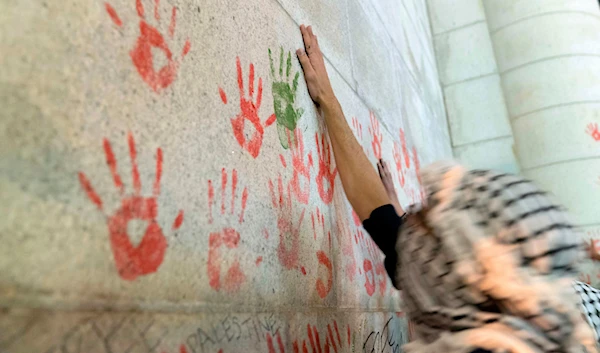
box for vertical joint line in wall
[344,0,358,89]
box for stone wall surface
[0,0,451,352]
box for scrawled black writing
[186,313,281,353]
[363,317,403,353]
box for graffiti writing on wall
[105,0,192,92]
[219,58,277,158]
[362,316,404,353]
[269,47,304,149]
[78,133,184,280]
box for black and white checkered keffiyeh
[394,162,598,353]
[575,281,600,342]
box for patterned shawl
[395,162,597,353]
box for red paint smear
[301,266,307,275]
[400,129,410,169]
[220,168,227,214]
[307,324,317,353]
[182,40,191,57]
[375,262,387,296]
[290,129,312,204]
[316,251,333,298]
[267,333,276,353]
[363,259,375,296]
[219,87,228,104]
[311,213,316,240]
[172,210,184,230]
[105,3,123,27]
[368,112,382,160]
[302,341,309,353]
[208,180,214,224]
[393,142,406,187]
[327,325,337,353]
[293,341,300,353]
[154,147,163,196]
[103,138,124,194]
[333,321,341,347]
[266,113,276,127]
[277,332,285,353]
[347,325,351,346]
[231,169,238,214]
[239,187,248,223]
[179,345,188,353]
[264,229,269,239]
[127,133,141,194]
[108,196,166,280]
[168,6,177,38]
[136,0,144,17]
[315,133,337,204]
[352,210,361,226]
[256,256,263,266]
[154,0,160,20]
[279,154,287,168]
[130,21,176,92]
[313,326,322,353]
[78,172,103,210]
[207,228,246,292]
[249,63,255,98]
[229,58,270,158]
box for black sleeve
[362,204,403,288]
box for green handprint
[269,47,304,149]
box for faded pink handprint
[280,129,313,204]
[393,142,406,187]
[315,133,338,204]
[586,123,600,142]
[268,174,305,270]
[368,112,382,160]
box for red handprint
[206,168,249,292]
[393,142,406,187]
[368,112,382,160]
[105,0,192,92]
[78,133,184,280]
[337,218,358,282]
[400,128,410,168]
[281,129,313,204]
[586,123,600,142]
[219,58,276,158]
[315,133,338,204]
[269,175,306,270]
[316,250,333,298]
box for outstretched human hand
[296,25,335,106]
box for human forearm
[320,97,389,221]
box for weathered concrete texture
[0,0,449,351]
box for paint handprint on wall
[315,133,338,204]
[368,112,382,160]
[269,47,304,149]
[104,0,191,92]
[78,133,184,280]
[586,123,600,142]
[280,129,313,205]
[206,169,249,292]
[219,58,276,158]
[268,175,306,271]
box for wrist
[319,93,338,110]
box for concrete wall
[482,0,600,287]
[0,0,451,352]
[427,0,519,174]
